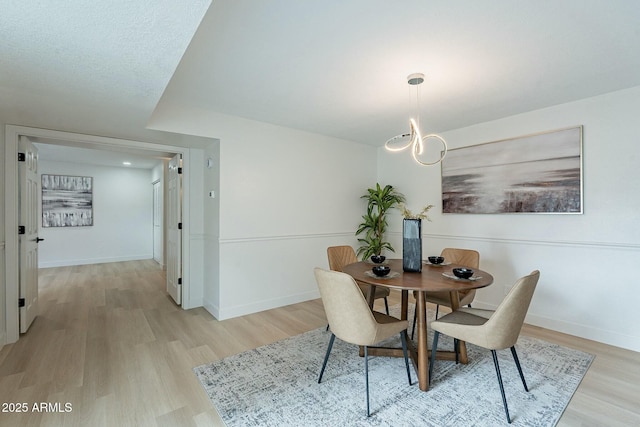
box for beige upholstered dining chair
[314,268,412,417]
[411,248,480,338]
[327,245,390,315]
[429,270,540,424]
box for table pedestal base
[363,334,467,392]
[345,260,493,393]
[362,289,469,391]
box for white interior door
[18,136,40,333]
[166,154,182,305]
[153,180,163,266]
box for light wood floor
[0,260,638,426]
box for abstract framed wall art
[42,174,94,227]
[442,126,583,214]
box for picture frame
[442,126,583,214]
[41,174,94,227]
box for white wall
[203,140,220,322]
[378,86,640,352]
[148,107,378,319]
[0,124,5,346]
[38,160,154,267]
[0,240,5,346]
[184,147,206,309]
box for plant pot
[403,218,422,272]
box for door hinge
[178,167,183,174]
[18,298,25,308]
[178,222,182,230]
[178,278,182,285]
[18,225,26,235]
[18,152,26,162]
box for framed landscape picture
[442,126,583,214]
[42,174,94,227]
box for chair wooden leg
[364,346,370,417]
[318,333,336,383]
[400,332,412,385]
[511,346,529,392]
[429,331,440,385]
[384,297,390,315]
[491,350,512,424]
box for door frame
[18,136,40,333]
[152,179,164,267]
[4,125,191,344]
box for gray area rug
[194,306,593,426]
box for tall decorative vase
[403,218,422,272]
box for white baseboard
[525,312,640,353]
[203,300,220,320]
[473,300,640,353]
[212,290,321,321]
[38,254,154,268]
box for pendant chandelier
[384,73,447,166]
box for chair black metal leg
[384,297,390,315]
[429,331,440,385]
[400,332,412,385]
[435,304,440,319]
[411,305,417,340]
[454,338,460,364]
[325,324,329,331]
[491,350,512,424]
[364,346,370,417]
[511,346,529,392]
[318,333,336,383]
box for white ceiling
[33,141,169,170]
[159,0,640,145]
[1,0,210,164]
[1,0,210,130]
[2,1,640,156]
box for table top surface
[343,259,494,293]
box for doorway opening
[4,125,192,344]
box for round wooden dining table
[343,259,493,391]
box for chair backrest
[441,248,480,300]
[483,270,540,349]
[327,246,358,272]
[314,268,379,346]
[441,248,480,269]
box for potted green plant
[355,183,406,262]
[399,204,434,221]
